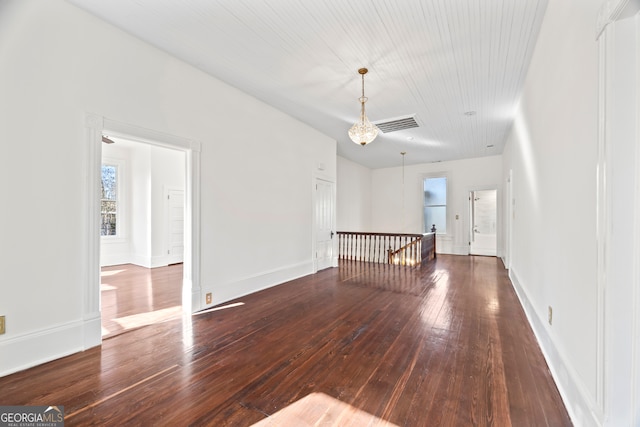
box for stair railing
[337,229,436,267]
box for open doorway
[100,137,186,338]
[469,189,497,257]
[83,114,201,349]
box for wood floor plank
[0,256,572,426]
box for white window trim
[101,156,126,243]
[421,172,450,235]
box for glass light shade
[348,68,378,146]
[349,115,379,146]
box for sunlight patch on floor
[194,302,245,315]
[251,393,399,427]
[100,283,117,291]
[100,269,126,277]
[113,306,182,330]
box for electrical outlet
[0,316,5,335]
[548,306,553,325]
[206,293,212,305]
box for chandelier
[348,68,379,146]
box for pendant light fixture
[348,68,379,146]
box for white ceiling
[67,0,548,169]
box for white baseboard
[83,313,102,349]
[202,261,314,309]
[452,245,470,255]
[434,246,469,256]
[150,255,183,268]
[100,253,131,267]
[101,254,184,269]
[0,318,101,377]
[130,254,152,268]
[509,269,602,427]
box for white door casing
[596,5,640,424]
[505,170,513,269]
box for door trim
[505,170,513,268]
[85,113,202,351]
[596,5,640,422]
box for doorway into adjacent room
[469,189,497,257]
[99,136,186,339]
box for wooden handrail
[336,231,427,238]
[388,237,422,266]
[337,230,436,267]
[389,237,422,256]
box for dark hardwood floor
[0,255,571,426]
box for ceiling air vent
[373,115,419,133]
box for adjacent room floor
[100,263,183,339]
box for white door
[167,188,184,264]
[315,179,335,271]
[470,189,497,256]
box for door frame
[312,176,336,273]
[505,170,513,268]
[83,114,202,348]
[596,3,640,422]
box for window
[423,176,447,233]
[101,164,118,236]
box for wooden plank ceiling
[67,0,548,168]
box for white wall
[0,0,335,376]
[371,156,503,255]
[336,156,372,231]
[501,0,602,424]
